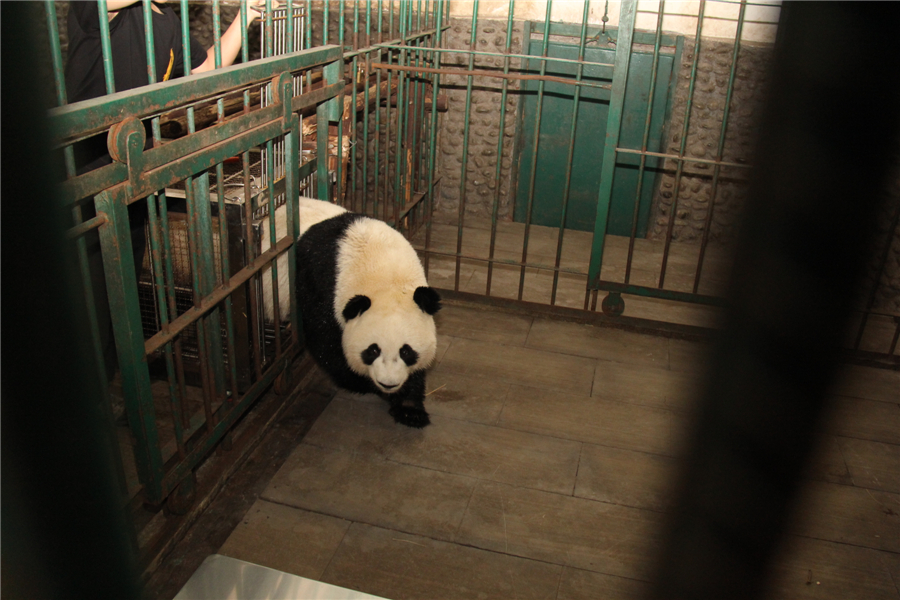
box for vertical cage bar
[97,0,116,94]
[423,0,443,278]
[95,189,165,501]
[624,1,666,287]
[518,1,554,300]
[588,0,636,289]
[550,0,592,306]
[485,0,516,296]
[693,1,746,294]
[453,1,480,291]
[658,0,706,289]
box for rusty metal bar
[145,236,293,356]
[65,212,109,240]
[370,62,612,89]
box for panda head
[341,286,441,394]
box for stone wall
[648,39,773,244]
[434,17,523,221]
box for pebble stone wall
[435,17,523,221]
[648,39,772,245]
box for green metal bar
[623,1,666,287]
[362,0,372,214]
[422,0,443,277]
[44,0,67,107]
[265,0,274,57]
[184,175,218,432]
[550,0,592,306]
[530,20,680,49]
[658,0,706,289]
[159,346,298,498]
[324,0,330,45]
[265,139,283,356]
[374,43,616,73]
[693,1,746,294]
[97,0,116,94]
[485,0,515,296]
[392,0,407,223]
[286,0,295,53]
[46,1,112,398]
[144,235,293,355]
[49,45,343,142]
[94,188,164,501]
[452,0,480,290]
[518,0,554,300]
[587,0,637,289]
[157,191,190,428]
[145,193,187,458]
[318,59,344,200]
[336,0,346,206]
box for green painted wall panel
[514,39,676,235]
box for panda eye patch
[361,343,381,365]
[399,344,419,367]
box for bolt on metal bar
[693,0,746,294]
[519,1,555,301]
[453,0,480,291]
[624,2,666,288]
[485,0,515,297]
[658,0,706,290]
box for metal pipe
[370,62,612,89]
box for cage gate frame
[51,44,344,508]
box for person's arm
[193,0,274,73]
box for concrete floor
[211,302,900,600]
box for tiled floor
[216,303,900,600]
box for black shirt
[65,1,207,103]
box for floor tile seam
[830,392,900,407]
[521,341,673,367]
[832,434,900,450]
[798,479,900,499]
[820,430,900,447]
[252,497,461,546]
[467,478,670,516]
[570,443,584,498]
[507,381,692,416]
[317,518,353,582]
[787,532,900,557]
[491,420,685,458]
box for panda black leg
[387,371,430,428]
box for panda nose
[379,382,398,390]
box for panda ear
[342,295,371,321]
[413,287,441,315]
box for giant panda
[262,197,440,428]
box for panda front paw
[389,404,431,428]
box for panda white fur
[262,197,440,428]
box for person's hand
[246,0,280,20]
